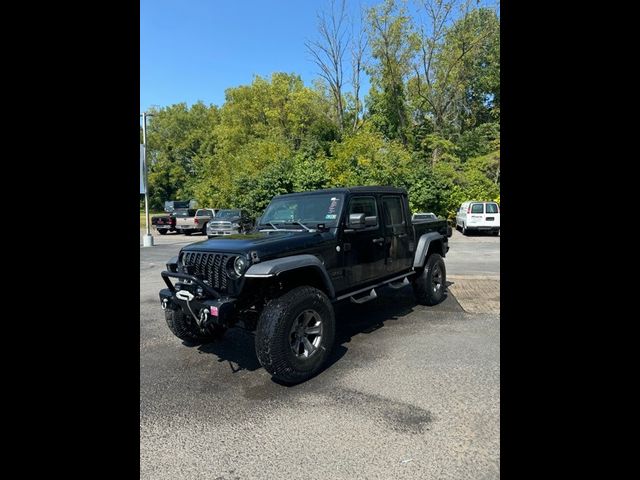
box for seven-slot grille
[182,252,230,291]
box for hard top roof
[275,186,407,198]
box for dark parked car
[159,186,451,383]
[151,213,176,235]
[206,209,254,237]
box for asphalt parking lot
[140,228,500,479]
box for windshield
[215,209,241,219]
[260,193,344,227]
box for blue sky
[140,0,497,113]
[140,0,379,112]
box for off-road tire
[165,308,225,344]
[255,286,335,384]
[412,253,447,306]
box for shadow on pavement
[193,284,462,380]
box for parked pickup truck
[159,186,451,383]
[174,208,218,235]
[206,209,254,237]
[151,213,176,235]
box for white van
[455,201,500,235]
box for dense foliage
[144,0,499,221]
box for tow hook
[198,308,210,328]
[161,298,168,310]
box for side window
[348,196,378,227]
[471,203,484,214]
[486,203,499,214]
[382,196,405,226]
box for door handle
[397,233,408,238]
[372,237,384,244]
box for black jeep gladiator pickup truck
[159,186,451,383]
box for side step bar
[336,272,416,303]
[388,277,410,289]
[350,288,378,304]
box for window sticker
[325,214,337,220]
[327,197,340,215]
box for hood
[182,230,333,259]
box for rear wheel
[184,230,191,236]
[165,308,225,344]
[412,253,447,306]
[255,286,335,384]
[158,229,167,235]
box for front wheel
[412,253,447,306]
[255,286,335,384]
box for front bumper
[159,270,237,327]
[207,229,240,237]
[466,225,500,230]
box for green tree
[365,0,416,144]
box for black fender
[166,256,179,272]
[413,232,447,268]
[244,254,335,299]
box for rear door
[341,195,386,286]
[468,202,485,227]
[381,195,412,273]
[484,202,500,227]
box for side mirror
[365,216,377,227]
[348,213,366,228]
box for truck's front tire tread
[255,286,335,384]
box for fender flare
[245,254,335,299]
[413,232,446,268]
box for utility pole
[141,111,154,247]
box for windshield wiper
[284,221,314,232]
[259,222,281,231]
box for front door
[341,195,386,288]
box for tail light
[194,217,199,225]
[467,207,471,214]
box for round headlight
[233,255,248,277]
